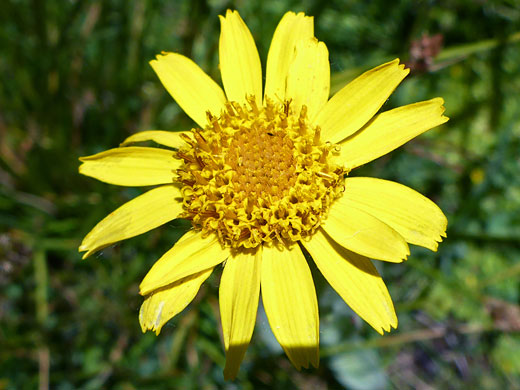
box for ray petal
[220,248,262,380]
[80,185,183,258]
[261,244,319,370]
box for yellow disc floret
[176,96,345,249]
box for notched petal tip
[285,10,312,20]
[429,216,448,251]
[79,247,98,260]
[78,241,89,253]
[431,98,451,127]
[78,240,93,259]
[220,9,240,21]
[288,347,319,371]
[149,52,165,64]
[79,245,102,260]
[138,283,147,296]
[434,96,445,105]
[77,162,86,174]
[376,311,398,335]
[150,52,169,65]
[390,57,406,67]
[433,96,447,110]
[388,58,410,77]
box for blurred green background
[1,0,520,389]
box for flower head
[79,10,448,379]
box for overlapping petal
[322,197,410,263]
[261,244,319,370]
[315,59,409,144]
[79,185,183,259]
[219,10,262,105]
[140,268,213,335]
[139,230,230,295]
[337,98,448,169]
[150,53,227,128]
[286,37,330,120]
[303,230,397,334]
[79,146,180,186]
[220,248,262,380]
[120,130,190,149]
[342,177,447,251]
[264,11,314,102]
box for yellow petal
[323,196,409,262]
[261,244,319,370]
[150,52,227,128]
[304,229,397,334]
[343,177,447,251]
[337,98,449,169]
[80,185,183,259]
[286,38,330,120]
[220,248,262,380]
[79,146,180,186]
[264,11,314,102]
[139,230,229,295]
[315,59,409,144]
[120,130,190,149]
[140,268,213,335]
[219,10,262,105]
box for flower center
[176,96,345,249]
[225,120,296,202]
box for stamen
[193,131,211,152]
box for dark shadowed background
[1,0,520,389]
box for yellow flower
[79,10,448,379]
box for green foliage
[1,0,519,388]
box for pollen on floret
[176,96,346,249]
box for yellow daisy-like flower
[79,10,448,379]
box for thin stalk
[34,249,49,390]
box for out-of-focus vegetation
[1,0,520,389]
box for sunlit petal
[219,10,262,105]
[304,230,397,334]
[120,130,190,149]
[140,268,213,335]
[139,231,230,295]
[80,185,183,258]
[337,98,449,169]
[322,196,410,262]
[342,177,447,250]
[286,38,330,120]
[315,59,409,144]
[264,11,314,102]
[79,146,179,186]
[220,248,261,380]
[150,52,227,128]
[261,244,319,370]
